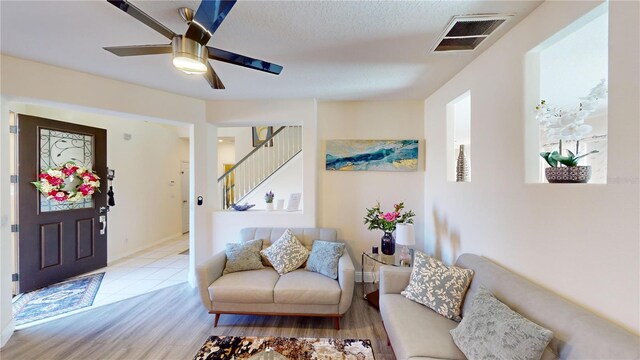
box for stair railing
[218,125,302,209]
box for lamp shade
[395,223,415,246]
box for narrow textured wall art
[325,140,419,171]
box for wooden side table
[361,249,413,308]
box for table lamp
[395,223,415,266]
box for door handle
[99,215,106,235]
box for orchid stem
[558,140,563,167]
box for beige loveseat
[196,227,355,329]
[380,253,640,360]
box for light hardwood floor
[2,283,396,360]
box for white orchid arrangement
[536,79,607,167]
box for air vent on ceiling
[431,14,514,53]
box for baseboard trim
[1,319,15,348]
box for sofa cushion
[401,251,473,321]
[274,269,341,305]
[209,268,279,304]
[260,229,309,275]
[380,293,465,360]
[451,287,553,360]
[223,239,264,275]
[306,240,345,279]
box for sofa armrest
[195,250,226,311]
[379,266,412,295]
[337,250,355,314]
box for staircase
[218,126,302,209]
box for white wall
[317,101,425,274]
[19,105,186,261]
[423,0,639,334]
[0,55,216,346]
[217,141,235,177]
[217,127,244,170]
[218,126,251,163]
[207,100,317,254]
[179,138,189,164]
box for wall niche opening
[525,3,608,184]
[446,90,471,182]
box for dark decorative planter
[381,232,395,255]
[545,166,592,183]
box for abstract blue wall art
[325,140,419,171]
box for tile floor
[15,234,190,329]
[89,234,190,307]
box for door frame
[9,111,19,296]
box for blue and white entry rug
[12,272,104,326]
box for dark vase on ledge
[381,231,395,255]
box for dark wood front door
[17,114,107,293]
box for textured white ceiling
[0,1,542,100]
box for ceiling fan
[104,0,283,90]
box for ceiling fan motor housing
[172,36,208,74]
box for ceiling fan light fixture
[172,55,207,74]
[172,36,208,75]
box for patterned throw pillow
[260,239,313,268]
[223,239,264,275]
[450,287,554,360]
[260,229,309,275]
[306,240,345,279]
[401,251,474,321]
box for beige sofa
[196,227,355,329]
[380,253,640,360]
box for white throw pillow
[260,229,309,275]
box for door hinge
[10,175,18,183]
[11,273,19,282]
[9,125,18,134]
[11,224,19,233]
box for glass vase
[381,231,395,255]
